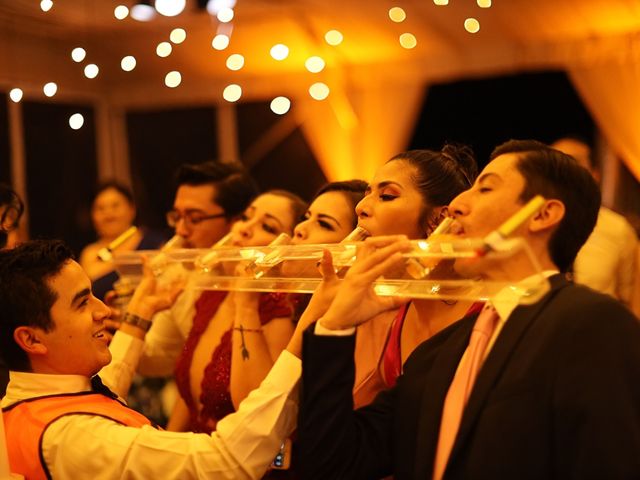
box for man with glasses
[168,162,258,249]
[104,161,258,399]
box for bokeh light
[114,5,129,20]
[212,34,230,50]
[399,33,417,49]
[121,56,137,71]
[170,28,187,44]
[165,71,182,88]
[389,7,406,23]
[155,0,186,17]
[223,84,242,102]
[69,113,84,130]
[464,18,480,33]
[156,42,173,57]
[84,64,99,79]
[325,30,343,46]
[43,82,58,97]
[217,7,234,23]
[270,44,289,61]
[270,96,291,115]
[305,56,325,73]
[71,47,86,63]
[226,53,245,70]
[40,0,53,12]
[309,82,330,100]
[9,88,23,103]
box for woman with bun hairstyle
[289,146,479,408]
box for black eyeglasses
[166,209,227,228]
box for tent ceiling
[1,0,639,103]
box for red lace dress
[174,290,293,433]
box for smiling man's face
[36,260,112,376]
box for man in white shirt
[552,137,638,304]
[0,240,299,479]
[297,139,640,479]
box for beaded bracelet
[233,326,263,333]
[234,324,263,360]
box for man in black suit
[298,139,640,479]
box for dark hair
[263,189,309,233]
[92,181,135,205]
[0,240,74,371]
[0,183,24,249]
[491,139,601,273]
[388,145,478,232]
[175,161,259,220]
[315,180,368,228]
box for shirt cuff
[314,321,356,336]
[110,330,145,362]
[266,350,302,389]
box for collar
[491,270,559,322]
[2,371,92,408]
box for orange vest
[3,393,153,480]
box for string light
[165,71,182,88]
[325,30,343,46]
[399,33,417,49]
[155,0,186,17]
[156,42,172,57]
[170,28,187,44]
[477,0,492,7]
[207,0,237,15]
[226,53,244,71]
[217,7,234,23]
[9,89,23,103]
[69,113,84,130]
[40,0,53,12]
[433,0,449,5]
[212,34,230,50]
[305,56,325,73]
[389,7,406,23]
[71,48,86,63]
[131,4,155,21]
[84,64,99,79]
[464,18,480,33]
[309,82,330,100]
[43,82,58,97]
[114,5,129,19]
[121,56,137,71]
[270,44,289,61]
[270,97,291,115]
[223,84,242,102]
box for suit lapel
[446,275,569,467]
[412,315,476,479]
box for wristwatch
[122,312,152,332]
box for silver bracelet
[123,312,152,332]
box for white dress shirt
[574,207,638,304]
[2,350,301,480]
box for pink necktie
[432,304,499,480]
